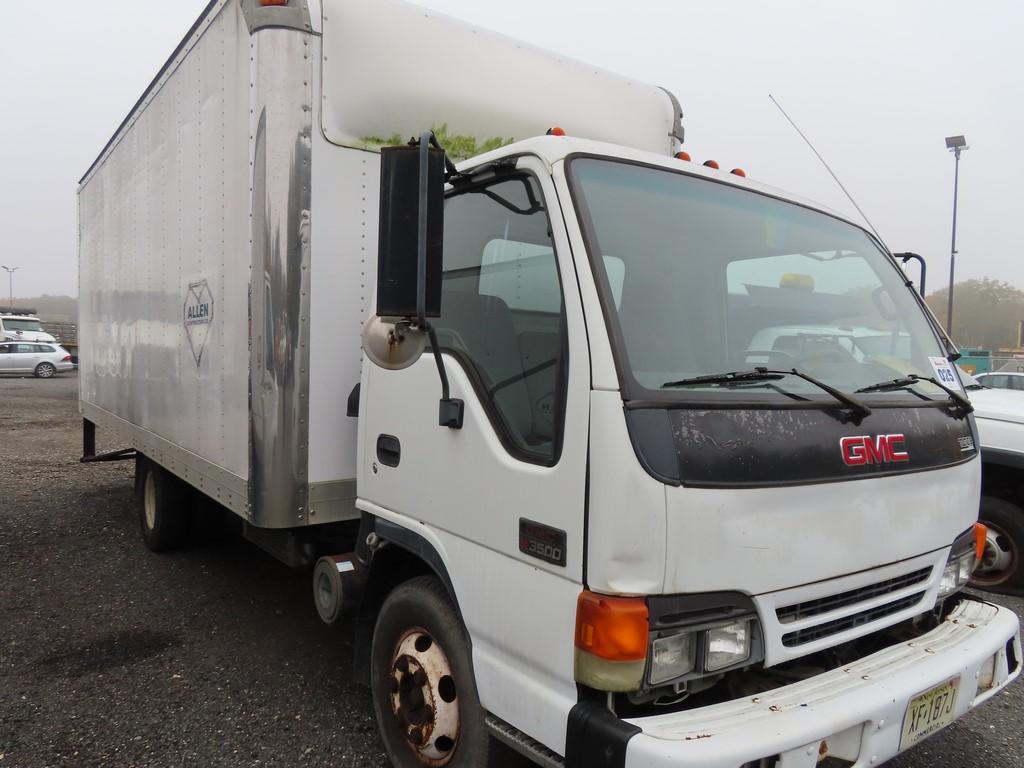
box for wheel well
[351,521,462,686]
[134,454,151,497]
[982,461,1024,503]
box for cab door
[358,156,590,746]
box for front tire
[136,461,189,552]
[972,495,1024,594]
[371,576,491,767]
[34,362,56,378]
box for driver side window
[435,174,566,465]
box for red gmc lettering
[840,434,909,467]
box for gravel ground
[0,374,1021,768]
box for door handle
[376,434,401,468]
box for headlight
[706,619,752,672]
[649,632,696,684]
[937,526,979,599]
[644,593,763,689]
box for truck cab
[0,314,57,344]
[358,135,1021,766]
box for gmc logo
[840,434,909,466]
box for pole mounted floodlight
[1,265,20,313]
[944,136,968,336]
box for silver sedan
[0,341,75,378]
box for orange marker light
[547,126,567,137]
[731,168,747,177]
[575,591,648,662]
[260,0,290,5]
[675,151,692,162]
[974,522,988,562]
[703,160,720,170]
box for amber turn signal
[974,522,988,562]
[575,591,648,662]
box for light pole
[944,135,968,336]
[0,266,20,312]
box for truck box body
[78,0,678,529]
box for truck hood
[663,459,978,594]
[629,404,980,594]
[586,393,980,596]
[3,331,56,343]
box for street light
[944,135,968,335]
[0,265,20,312]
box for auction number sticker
[928,357,963,391]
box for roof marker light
[703,160,720,170]
[675,151,692,161]
[547,126,567,137]
[731,168,747,177]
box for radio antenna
[769,94,885,245]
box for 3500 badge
[519,518,567,567]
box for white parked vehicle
[975,370,1024,392]
[0,314,57,344]
[961,371,1024,593]
[77,1,1021,767]
[0,341,74,378]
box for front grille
[776,567,932,624]
[781,592,925,647]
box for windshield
[3,319,43,333]
[569,159,948,401]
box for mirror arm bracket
[415,130,463,429]
[894,251,927,297]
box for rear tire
[137,461,190,552]
[371,576,491,768]
[972,495,1024,594]
[34,362,56,378]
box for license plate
[900,677,960,749]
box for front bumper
[623,597,1021,768]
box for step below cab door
[358,155,590,751]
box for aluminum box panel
[78,1,251,484]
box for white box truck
[78,1,1021,766]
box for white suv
[0,314,57,344]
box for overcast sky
[1,0,1020,299]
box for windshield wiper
[663,367,872,419]
[662,369,786,388]
[855,374,973,414]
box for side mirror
[377,143,445,319]
[361,316,427,371]
[369,132,464,429]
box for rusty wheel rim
[388,628,459,766]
